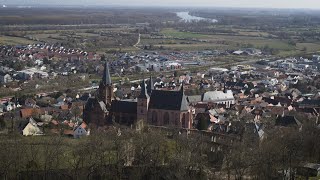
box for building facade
[84,61,193,129]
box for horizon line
[2,4,320,10]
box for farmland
[0,9,320,57]
[1,7,320,57]
[0,35,38,45]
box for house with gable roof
[202,90,235,108]
[73,122,89,138]
[22,118,43,136]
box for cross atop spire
[102,61,112,85]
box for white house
[163,62,182,70]
[40,65,47,71]
[73,122,89,138]
[202,90,235,108]
[233,50,244,55]
[34,59,43,66]
[0,74,13,84]
[40,112,53,122]
[5,102,15,112]
[312,55,320,62]
[17,68,49,80]
[23,118,43,136]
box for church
[84,62,193,129]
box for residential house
[25,98,37,108]
[73,122,89,138]
[202,90,235,108]
[233,50,245,55]
[242,48,262,55]
[4,102,15,112]
[0,73,12,84]
[17,68,49,80]
[22,118,43,136]
[40,112,53,122]
[312,55,320,62]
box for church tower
[137,79,150,122]
[147,76,154,95]
[99,61,114,107]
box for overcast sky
[2,0,320,9]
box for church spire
[179,82,184,93]
[102,61,112,85]
[147,76,154,94]
[138,79,149,99]
[99,61,114,106]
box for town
[0,4,320,180]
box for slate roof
[85,97,108,113]
[149,87,189,111]
[226,81,246,88]
[138,79,149,99]
[98,101,108,113]
[262,97,280,106]
[275,116,301,127]
[110,100,137,114]
[299,99,320,107]
[274,97,292,106]
[295,107,318,114]
[79,93,91,101]
[187,95,202,104]
[147,76,154,94]
[85,97,98,111]
[102,61,112,85]
[245,122,265,139]
[202,90,234,102]
[18,119,29,132]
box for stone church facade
[84,62,193,129]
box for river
[176,12,218,23]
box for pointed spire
[102,61,112,85]
[180,82,184,92]
[179,83,189,111]
[138,79,149,99]
[147,76,154,94]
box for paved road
[133,33,141,49]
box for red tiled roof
[81,122,87,129]
[20,108,43,118]
[60,105,69,110]
[51,120,59,125]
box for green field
[155,28,297,52]
[0,35,38,45]
[154,43,229,51]
[161,28,211,39]
[296,42,320,52]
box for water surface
[176,12,218,23]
